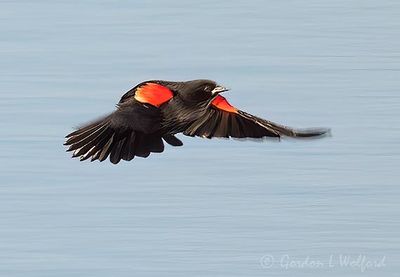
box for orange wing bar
[211,95,238,113]
[134,83,174,107]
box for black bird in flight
[65,79,329,164]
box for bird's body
[65,79,329,164]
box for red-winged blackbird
[65,79,329,164]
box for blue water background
[1,1,399,276]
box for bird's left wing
[183,95,329,139]
[65,83,181,164]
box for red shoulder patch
[211,95,238,113]
[134,83,173,107]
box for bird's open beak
[211,85,229,95]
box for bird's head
[177,79,229,103]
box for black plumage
[65,79,329,164]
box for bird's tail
[64,115,182,164]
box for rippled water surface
[1,1,399,276]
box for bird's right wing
[183,95,329,139]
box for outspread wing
[65,83,181,164]
[183,95,329,139]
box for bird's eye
[204,86,211,92]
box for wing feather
[65,101,180,163]
[184,95,329,139]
